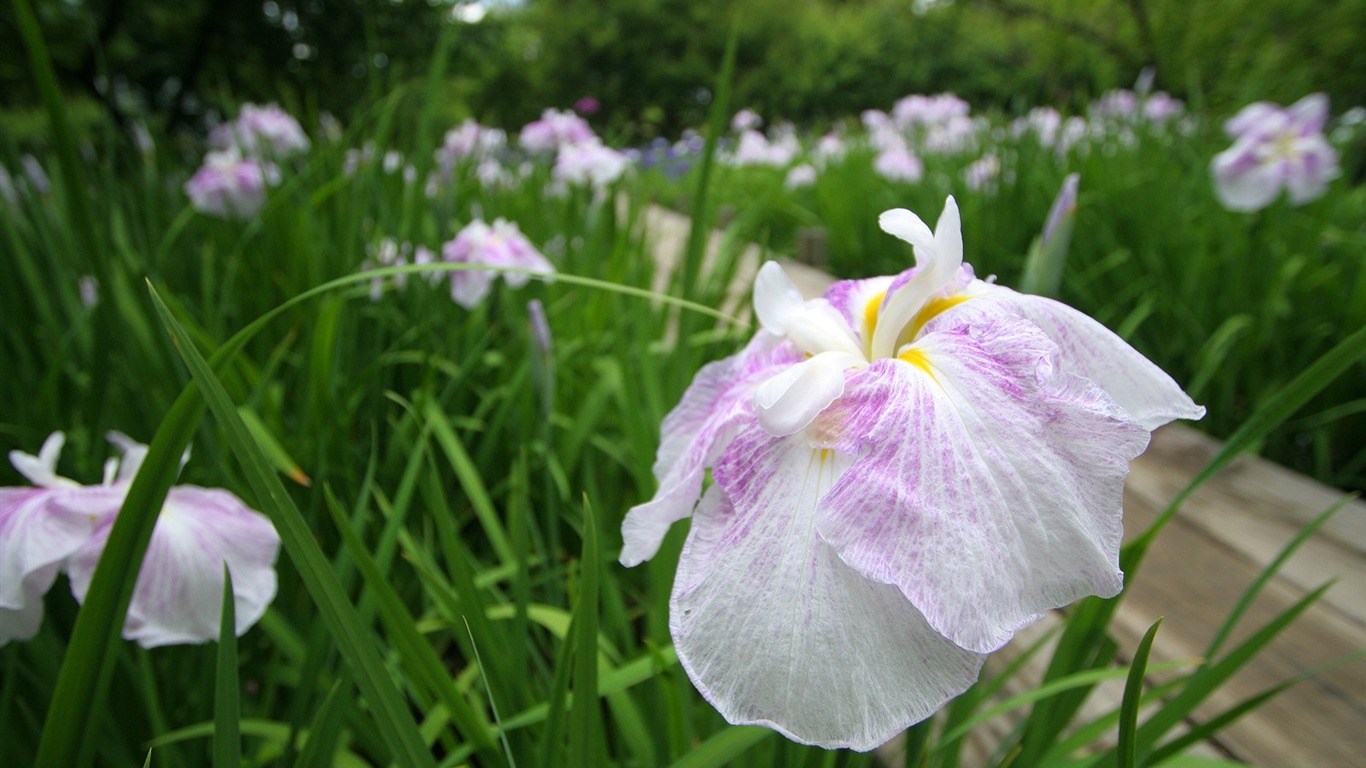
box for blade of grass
[1203,495,1354,660]
[569,499,602,768]
[1117,619,1162,768]
[293,678,349,768]
[147,281,436,768]
[666,726,773,768]
[214,567,241,768]
[322,487,498,757]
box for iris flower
[620,197,1203,750]
[442,218,555,309]
[1211,93,1340,212]
[1,432,280,648]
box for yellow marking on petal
[897,348,935,378]
[863,289,885,340]
[900,294,969,348]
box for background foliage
[3,0,1365,143]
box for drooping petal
[0,486,116,645]
[65,486,280,648]
[964,284,1205,430]
[672,428,985,751]
[753,351,861,437]
[877,208,935,266]
[619,332,799,566]
[816,308,1149,654]
[1211,144,1283,212]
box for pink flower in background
[436,119,507,174]
[873,142,923,183]
[184,149,276,219]
[619,198,1203,750]
[725,129,800,168]
[731,108,763,133]
[228,103,311,158]
[554,139,631,188]
[784,163,817,190]
[442,218,554,309]
[892,93,970,128]
[1211,93,1340,211]
[519,108,596,154]
[963,153,1002,191]
[2,432,280,648]
[573,96,601,116]
[812,133,847,165]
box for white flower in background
[784,163,818,190]
[554,139,631,188]
[2,432,280,648]
[731,108,764,133]
[218,103,311,159]
[964,153,1002,191]
[873,142,924,183]
[442,218,554,309]
[1211,93,1340,212]
[519,108,596,154]
[620,197,1203,750]
[184,148,277,219]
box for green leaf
[294,678,350,768]
[146,282,436,768]
[214,567,242,768]
[323,488,497,756]
[666,726,772,768]
[1117,619,1162,768]
[569,499,602,768]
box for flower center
[862,291,968,361]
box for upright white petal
[673,430,984,751]
[9,432,80,489]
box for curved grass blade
[666,726,772,768]
[147,282,435,768]
[34,384,202,768]
[323,488,497,756]
[214,568,241,768]
[1118,619,1163,768]
[1203,496,1354,660]
[294,678,349,768]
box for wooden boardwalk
[641,206,1366,767]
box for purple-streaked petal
[964,285,1205,430]
[673,430,985,750]
[1211,145,1283,212]
[0,486,115,645]
[65,486,280,648]
[1284,137,1339,204]
[619,333,799,566]
[1287,93,1330,136]
[816,309,1149,653]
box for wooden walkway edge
[640,205,1366,767]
